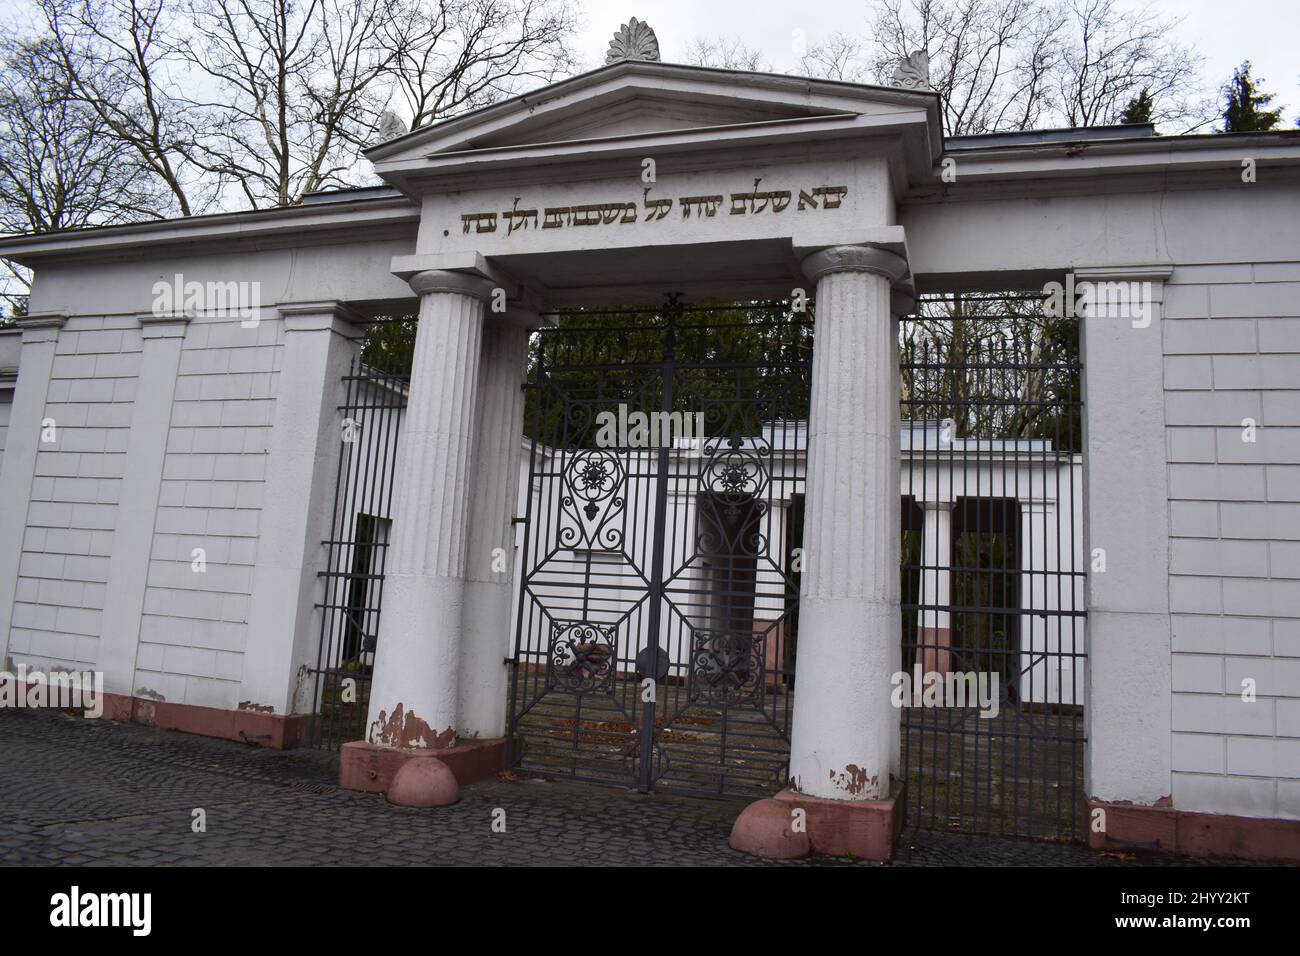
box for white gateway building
[0,29,1297,861]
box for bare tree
[388,0,579,130]
[171,0,404,208]
[1053,0,1209,131]
[37,0,212,216]
[0,36,169,311]
[839,0,1209,135]
[27,0,578,215]
[684,35,770,72]
[797,31,870,83]
[857,0,1066,135]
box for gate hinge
[511,516,525,525]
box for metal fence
[899,293,1086,841]
[507,299,811,798]
[306,296,1089,844]
[306,351,409,750]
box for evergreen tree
[1119,88,1154,126]
[1221,61,1283,132]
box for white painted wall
[1163,261,1300,821]
[8,315,142,672]
[131,313,282,708]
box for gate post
[731,244,908,860]
[359,270,492,755]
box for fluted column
[457,314,533,738]
[788,244,908,801]
[365,270,494,750]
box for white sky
[573,0,1299,119]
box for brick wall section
[9,316,141,671]
[1164,262,1300,820]
[135,315,282,710]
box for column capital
[15,312,67,344]
[407,269,497,301]
[276,300,367,333]
[801,245,909,284]
[134,311,193,339]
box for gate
[899,293,1086,841]
[307,350,409,749]
[507,298,811,798]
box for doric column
[98,313,190,697]
[241,302,365,715]
[0,314,66,666]
[788,244,908,801]
[918,499,955,677]
[364,270,493,750]
[457,312,533,739]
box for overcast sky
[575,0,1299,120]
[1,0,1294,123]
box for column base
[340,738,506,794]
[731,783,904,861]
[1087,799,1300,862]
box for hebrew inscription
[459,181,849,235]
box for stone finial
[891,50,933,92]
[605,17,661,65]
[375,110,408,144]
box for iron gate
[308,350,409,749]
[507,298,811,798]
[899,293,1086,841]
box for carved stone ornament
[891,50,933,92]
[375,110,408,144]
[605,17,661,64]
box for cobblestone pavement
[0,708,1250,867]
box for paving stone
[0,708,1261,867]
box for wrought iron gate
[507,299,810,798]
[308,352,409,749]
[899,293,1086,841]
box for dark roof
[946,124,1156,149]
[301,184,404,205]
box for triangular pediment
[367,60,939,168]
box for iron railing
[899,292,1086,841]
[307,352,409,749]
[508,298,811,798]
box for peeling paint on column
[368,703,455,750]
[238,700,274,713]
[829,765,877,797]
